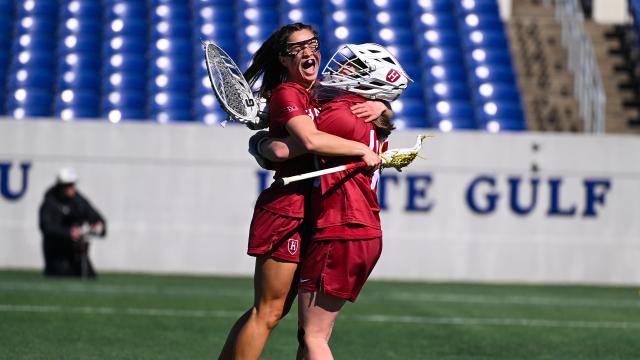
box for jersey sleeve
[269,85,311,127]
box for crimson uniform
[299,93,385,302]
[247,82,319,262]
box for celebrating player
[256,43,411,359]
[218,23,392,360]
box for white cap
[56,167,78,184]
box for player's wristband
[255,136,270,157]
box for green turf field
[1,270,639,359]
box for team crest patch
[386,69,401,83]
[287,238,299,255]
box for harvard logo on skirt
[287,238,299,255]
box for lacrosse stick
[275,134,429,186]
[203,41,265,128]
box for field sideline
[1,270,639,359]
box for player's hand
[70,225,82,241]
[361,148,381,169]
[351,101,388,122]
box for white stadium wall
[1,119,639,285]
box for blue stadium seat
[476,101,525,122]
[105,2,146,20]
[412,0,454,13]
[465,48,513,66]
[151,38,192,55]
[479,118,526,132]
[10,68,55,88]
[55,91,100,119]
[372,28,414,46]
[150,75,193,92]
[421,47,464,66]
[462,30,509,49]
[454,0,501,15]
[414,13,457,31]
[57,72,101,90]
[371,10,415,28]
[62,1,101,19]
[403,81,425,100]
[432,117,477,131]
[418,30,460,48]
[280,10,323,30]
[17,1,57,16]
[324,0,367,11]
[470,64,516,84]
[473,83,521,102]
[327,26,371,47]
[367,0,411,11]
[103,36,148,54]
[389,45,421,65]
[238,7,279,26]
[460,13,504,31]
[391,99,426,118]
[393,116,429,129]
[151,22,192,39]
[151,5,190,23]
[325,10,368,28]
[423,65,467,83]
[429,100,474,120]
[15,19,57,36]
[426,82,471,102]
[7,88,53,118]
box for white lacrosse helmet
[320,43,413,101]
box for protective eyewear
[282,37,320,57]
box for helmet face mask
[320,43,412,101]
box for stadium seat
[421,47,465,66]
[391,99,426,118]
[465,48,513,66]
[470,64,516,84]
[325,10,368,28]
[418,30,460,48]
[7,88,53,118]
[454,0,501,15]
[429,100,474,120]
[10,68,55,89]
[426,82,471,102]
[432,117,477,131]
[372,28,415,46]
[324,0,367,11]
[371,10,415,28]
[423,65,467,83]
[460,13,504,31]
[414,13,457,32]
[462,30,509,50]
[473,83,521,102]
[367,0,411,11]
[476,101,525,122]
[412,0,454,13]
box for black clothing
[38,185,106,278]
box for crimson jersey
[311,94,384,241]
[254,82,319,218]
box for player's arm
[259,115,379,167]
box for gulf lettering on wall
[257,171,612,218]
[0,161,31,201]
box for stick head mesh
[381,134,429,171]
[203,41,259,123]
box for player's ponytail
[244,23,318,99]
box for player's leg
[298,289,346,360]
[219,256,298,360]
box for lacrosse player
[256,43,412,359]
[219,23,392,360]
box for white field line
[1,304,640,330]
[1,281,639,309]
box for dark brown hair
[243,23,318,99]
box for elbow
[270,144,291,161]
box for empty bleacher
[0,0,526,132]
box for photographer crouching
[38,167,106,278]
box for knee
[253,304,285,330]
